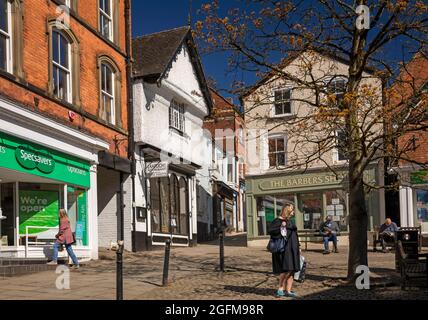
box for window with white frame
[0,0,12,72]
[334,130,348,162]
[52,30,72,102]
[169,100,185,133]
[274,88,292,116]
[99,0,113,41]
[101,63,116,125]
[327,78,347,105]
[268,135,287,167]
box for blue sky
[131,1,418,101]
[132,0,242,101]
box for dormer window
[274,88,292,116]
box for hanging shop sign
[146,161,169,178]
[0,131,90,188]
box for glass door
[0,183,15,247]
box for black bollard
[116,241,124,300]
[162,238,172,286]
[219,230,225,272]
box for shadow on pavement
[223,285,276,297]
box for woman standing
[268,202,300,298]
[48,209,79,269]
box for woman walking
[48,209,79,269]
[268,202,300,298]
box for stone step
[0,264,59,278]
[0,258,49,266]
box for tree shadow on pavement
[223,285,276,297]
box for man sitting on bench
[319,215,340,254]
[378,218,399,253]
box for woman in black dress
[268,202,300,298]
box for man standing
[378,218,399,253]
[319,215,340,254]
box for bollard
[219,230,225,272]
[162,238,172,286]
[116,241,124,300]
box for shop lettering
[19,149,53,166]
[0,146,6,154]
[15,146,55,174]
[20,195,48,213]
[261,173,347,191]
[67,166,87,176]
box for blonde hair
[59,209,68,220]
[280,203,294,219]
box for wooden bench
[397,240,428,290]
[298,229,325,251]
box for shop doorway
[0,183,15,247]
[298,193,323,230]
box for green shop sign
[16,145,55,174]
[0,131,90,188]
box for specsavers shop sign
[0,131,90,188]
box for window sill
[268,114,296,120]
[169,127,190,139]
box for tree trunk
[347,166,369,280]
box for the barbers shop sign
[15,145,55,174]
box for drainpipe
[124,0,136,252]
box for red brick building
[0,0,133,259]
[389,50,428,234]
[201,88,246,238]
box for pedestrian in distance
[319,215,340,254]
[47,209,79,269]
[268,202,301,298]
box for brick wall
[0,0,129,158]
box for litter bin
[395,228,420,271]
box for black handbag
[267,236,286,253]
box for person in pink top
[48,209,79,269]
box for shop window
[179,177,189,235]
[67,187,88,246]
[268,135,287,168]
[298,193,323,230]
[150,178,161,233]
[273,88,292,116]
[160,177,170,234]
[256,195,275,236]
[416,189,428,225]
[0,0,24,77]
[170,174,180,234]
[98,56,122,127]
[325,190,348,232]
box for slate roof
[132,26,190,79]
[132,26,213,112]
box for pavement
[0,242,427,300]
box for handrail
[24,226,59,258]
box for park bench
[298,229,326,251]
[397,240,428,290]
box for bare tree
[194,0,428,279]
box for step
[0,264,59,278]
[0,258,49,266]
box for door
[0,183,15,247]
[298,193,323,230]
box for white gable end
[164,44,208,116]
